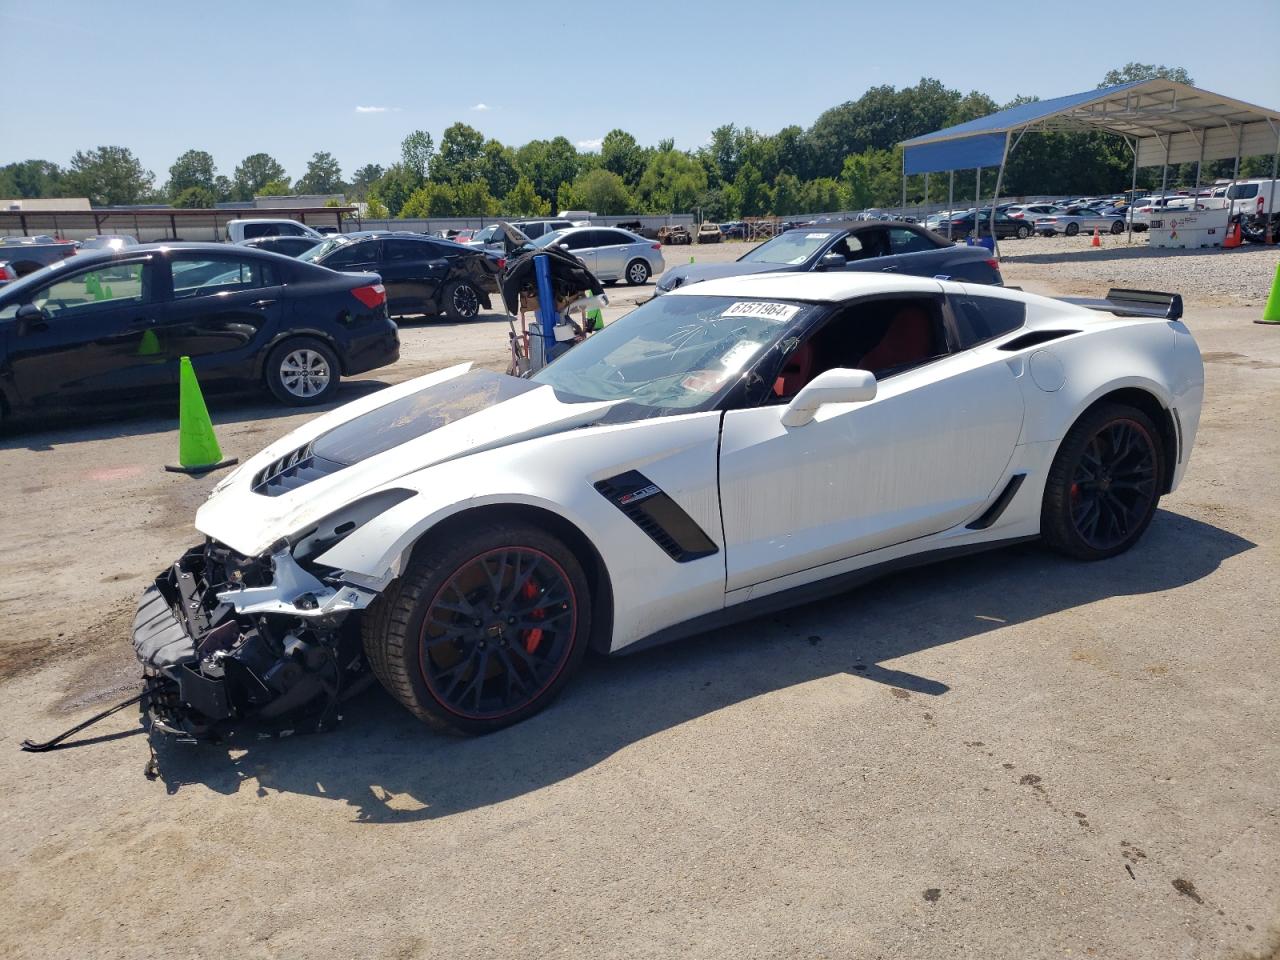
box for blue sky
[3,0,1278,183]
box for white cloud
[576,137,603,150]
[355,105,399,113]
[471,102,491,112]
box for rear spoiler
[1061,287,1183,321]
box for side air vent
[595,471,718,563]
[967,474,1026,530]
[251,441,346,497]
[999,330,1079,351]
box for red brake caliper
[521,580,545,654]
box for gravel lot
[1,239,1278,960]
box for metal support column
[1125,137,1138,244]
[947,171,954,240]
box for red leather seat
[859,307,934,374]
[774,340,815,397]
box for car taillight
[651,243,662,250]
[496,257,506,269]
[351,283,386,308]
[985,258,1000,272]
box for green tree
[401,130,434,181]
[734,162,770,216]
[68,146,154,205]
[172,185,216,208]
[562,169,633,215]
[370,163,418,216]
[802,178,843,213]
[167,149,217,200]
[514,137,580,207]
[364,195,389,219]
[213,175,234,202]
[0,159,68,198]
[454,179,498,216]
[481,139,519,198]
[771,172,803,214]
[601,129,646,186]
[501,176,551,217]
[349,163,385,201]
[400,182,458,218]
[431,122,486,183]
[233,152,288,200]
[259,179,292,197]
[295,151,343,195]
[1100,63,1193,87]
[637,150,707,213]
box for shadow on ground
[148,509,1253,822]
[1002,244,1272,266]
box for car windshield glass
[297,236,350,262]
[531,230,567,248]
[532,294,816,413]
[739,230,836,265]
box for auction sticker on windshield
[721,301,801,322]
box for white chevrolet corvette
[131,272,1204,738]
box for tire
[625,259,650,286]
[441,280,481,321]
[265,336,340,406]
[1065,222,1080,237]
[362,519,592,734]
[1041,402,1164,561]
[1016,224,1031,239]
[1110,220,1125,234]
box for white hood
[196,364,617,557]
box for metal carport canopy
[900,78,1280,175]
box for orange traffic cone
[1223,221,1242,249]
[1091,227,1101,247]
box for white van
[224,219,326,243]
[1224,179,1280,217]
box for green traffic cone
[165,356,237,474]
[137,328,161,357]
[1256,262,1280,325]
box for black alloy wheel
[1042,403,1164,560]
[442,280,481,320]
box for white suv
[225,219,326,243]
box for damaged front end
[132,539,382,740]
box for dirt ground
[1,241,1278,959]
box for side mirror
[780,368,876,427]
[15,302,47,336]
[559,243,571,251]
[815,252,846,271]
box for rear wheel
[441,280,481,321]
[1016,223,1031,239]
[363,520,591,734]
[1065,222,1080,236]
[1041,403,1164,560]
[265,337,340,406]
[1110,220,1125,234]
[625,259,650,285]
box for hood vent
[251,441,345,497]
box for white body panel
[189,272,1205,654]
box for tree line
[4,64,1271,220]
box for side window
[950,295,1027,348]
[829,234,864,259]
[520,223,546,238]
[278,223,306,236]
[603,230,633,246]
[888,228,938,254]
[385,239,424,262]
[325,241,374,268]
[563,232,595,251]
[32,263,149,318]
[242,223,277,239]
[171,257,266,300]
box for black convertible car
[655,220,1002,294]
[0,243,399,422]
[301,232,502,320]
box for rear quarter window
[951,295,1027,348]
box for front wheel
[441,280,481,321]
[363,520,592,734]
[625,259,650,285]
[1110,220,1125,234]
[1041,403,1164,561]
[1016,224,1031,239]
[265,337,340,406]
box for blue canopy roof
[901,79,1280,174]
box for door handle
[252,299,277,308]
[881,265,900,272]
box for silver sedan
[1034,209,1127,236]
[533,226,665,285]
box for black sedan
[0,243,399,422]
[655,220,1002,294]
[236,235,325,257]
[934,210,1033,240]
[301,232,501,320]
